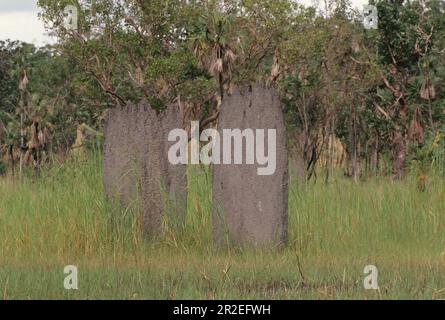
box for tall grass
[0,153,444,299]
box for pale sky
[0,0,54,45]
[0,0,369,46]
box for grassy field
[0,153,444,300]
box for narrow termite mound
[212,83,289,247]
[103,102,187,237]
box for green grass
[0,153,444,299]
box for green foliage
[0,40,21,114]
[409,130,445,175]
[1,0,444,178]
[0,41,107,160]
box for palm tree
[190,11,237,102]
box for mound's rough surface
[213,84,289,247]
[104,102,186,237]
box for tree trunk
[9,145,15,177]
[372,136,379,175]
[350,104,359,183]
[392,127,406,180]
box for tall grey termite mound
[212,83,289,247]
[103,102,187,237]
